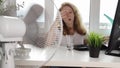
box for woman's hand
[60,10,67,19]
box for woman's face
[60,6,75,28]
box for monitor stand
[105,45,120,57]
[105,51,120,57]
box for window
[89,0,118,36]
[16,0,45,28]
[16,0,44,22]
[16,0,118,36]
[99,0,118,29]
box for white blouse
[61,32,87,46]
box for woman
[44,2,87,68]
[59,2,87,48]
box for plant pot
[89,46,101,58]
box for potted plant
[87,32,104,58]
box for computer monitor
[105,0,120,57]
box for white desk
[15,45,120,68]
[45,46,120,68]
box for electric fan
[0,0,63,68]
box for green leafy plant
[0,0,3,4]
[104,14,113,24]
[0,0,6,15]
[0,0,16,15]
[88,32,104,48]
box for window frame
[89,0,118,36]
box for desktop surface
[2,45,119,68]
[45,46,120,68]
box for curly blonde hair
[59,2,87,35]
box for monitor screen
[105,0,120,57]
